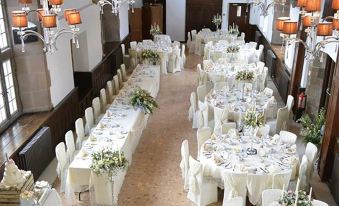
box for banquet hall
[0,0,338,205]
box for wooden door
[130,8,143,42]
[228,3,250,42]
[186,0,222,38]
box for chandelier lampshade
[42,14,57,28]
[333,0,339,10]
[297,0,307,7]
[64,8,76,22]
[67,11,82,25]
[303,15,315,27]
[333,18,339,30]
[276,17,290,31]
[19,0,32,4]
[12,11,28,28]
[48,0,64,5]
[283,21,298,34]
[305,0,321,12]
[317,22,333,36]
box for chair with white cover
[267,106,288,135]
[55,142,68,193]
[248,41,258,49]
[40,188,62,206]
[117,69,123,88]
[221,122,237,135]
[65,130,77,163]
[89,171,115,206]
[312,200,329,206]
[223,196,244,206]
[180,139,190,191]
[305,142,318,179]
[201,103,214,129]
[272,170,292,189]
[299,155,309,190]
[129,49,138,69]
[197,127,212,160]
[187,32,192,51]
[257,124,270,138]
[189,92,199,129]
[181,44,186,69]
[121,44,130,69]
[279,130,297,144]
[190,30,197,54]
[106,81,114,103]
[84,107,94,135]
[195,36,203,55]
[197,64,208,86]
[130,41,137,49]
[75,118,87,149]
[256,44,264,61]
[247,173,272,205]
[113,75,120,95]
[197,85,207,109]
[261,189,283,206]
[100,88,110,111]
[214,107,229,132]
[263,87,274,96]
[121,64,128,81]
[187,156,218,206]
[286,95,294,119]
[223,172,247,206]
[92,97,103,123]
[159,51,168,75]
[168,47,181,73]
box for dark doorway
[228,3,251,42]
[186,0,223,39]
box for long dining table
[65,64,160,203]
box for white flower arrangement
[212,13,222,30]
[228,23,239,36]
[150,23,161,37]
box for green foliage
[90,149,128,178]
[297,108,326,147]
[130,87,158,114]
[235,70,254,81]
[278,190,313,206]
[242,108,265,128]
[226,45,240,53]
[141,49,160,63]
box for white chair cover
[55,142,68,193]
[75,118,86,149]
[286,95,294,119]
[41,189,62,206]
[121,64,128,81]
[197,85,207,109]
[187,156,218,206]
[195,36,203,55]
[247,173,272,205]
[214,106,229,132]
[258,124,270,138]
[85,107,94,135]
[117,69,123,88]
[279,131,297,144]
[130,41,137,49]
[223,172,247,206]
[100,88,109,110]
[305,142,318,179]
[92,97,102,123]
[181,44,186,69]
[197,127,212,160]
[113,75,120,95]
[65,131,76,163]
[89,172,115,206]
[158,51,168,75]
[221,122,237,135]
[263,87,274,96]
[106,81,114,103]
[189,92,199,129]
[168,47,181,73]
[223,196,244,206]
[129,49,138,69]
[261,189,283,206]
[267,106,288,135]
[299,155,309,190]
[272,170,292,189]
[197,64,208,86]
[180,140,190,191]
[312,200,329,206]
[121,44,130,69]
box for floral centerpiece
[235,70,254,81]
[228,23,239,36]
[243,108,265,128]
[90,149,128,179]
[141,49,160,65]
[150,23,161,37]
[212,13,222,30]
[130,87,158,114]
[297,108,325,147]
[226,45,240,53]
[278,190,313,206]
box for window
[0,0,21,132]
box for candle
[294,191,299,206]
[308,187,312,202]
[280,184,285,201]
[119,149,122,162]
[294,179,300,206]
[295,178,300,194]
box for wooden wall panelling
[185,0,222,39]
[228,3,251,42]
[130,8,143,42]
[319,51,339,181]
[142,0,166,33]
[142,4,163,40]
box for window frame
[0,0,22,133]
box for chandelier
[12,0,82,53]
[276,0,339,61]
[248,0,286,16]
[97,0,136,15]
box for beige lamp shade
[48,0,64,5]
[333,0,339,10]
[305,0,321,12]
[67,11,81,25]
[283,21,298,34]
[297,0,307,7]
[64,8,76,22]
[276,17,290,31]
[303,15,314,27]
[333,18,339,30]
[19,0,32,4]
[42,14,57,28]
[37,9,45,21]
[12,11,28,28]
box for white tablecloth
[66,65,160,201]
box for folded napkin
[213,154,224,165]
[204,143,214,152]
[211,133,217,140]
[89,135,97,142]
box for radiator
[18,127,54,179]
[266,50,277,78]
